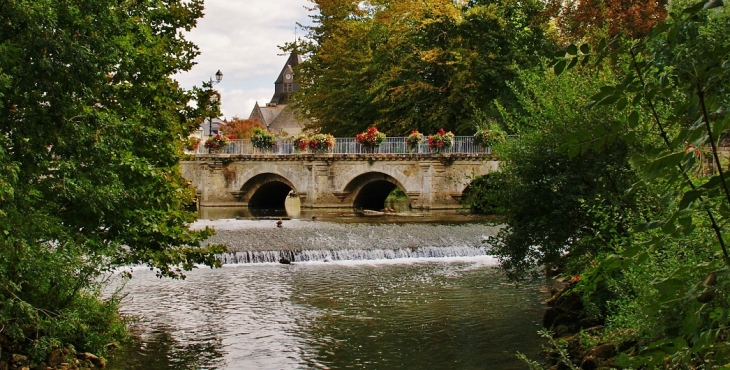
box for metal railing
[190,136,493,155]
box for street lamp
[208,70,223,137]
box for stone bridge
[181,153,498,211]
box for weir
[217,245,491,264]
[196,219,500,263]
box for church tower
[269,52,302,105]
[248,52,308,136]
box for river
[105,215,550,369]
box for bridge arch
[342,172,410,211]
[238,173,297,209]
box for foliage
[308,133,336,153]
[250,127,276,150]
[204,134,230,151]
[485,1,730,368]
[483,61,642,281]
[0,0,224,362]
[355,126,386,150]
[551,1,730,365]
[462,172,509,214]
[219,116,264,140]
[290,0,557,136]
[427,128,454,153]
[184,137,201,152]
[406,130,424,152]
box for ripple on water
[107,253,547,370]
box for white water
[217,245,494,264]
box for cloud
[175,0,313,119]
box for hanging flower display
[293,134,309,152]
[184,137,201,151]
[406,130,424,152]
[250,127,276,150]
[427,128,454,153]
[473,126,506,149]
[355,126,386,152]
[308,133,336,153]
[204,134,230,152]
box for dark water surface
[107,258,548,369]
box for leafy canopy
[290,0,556,136]
[0,0,223,361]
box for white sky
[175,0,314,120]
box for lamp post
[208,70,223,137]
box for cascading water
[217,245,490,264]
[193,219,500,264]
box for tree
[484,64,642,279]
[545,0,669,42]
[292,0,555,136]
[0,0,223,363]
[502,1,730,367]
[219,116,265,139]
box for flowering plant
[308,133,336,153]
[204,134,230,151]
[184,137,201,151]
[293,134,309,152]
[427,128,454,153]
[250,127,276,149]
[406,130,424,152]
[473,126,506,149]
[355,126,386,151]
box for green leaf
[653,278,686,301]
[679,189,704,210]
[637,220,664,231]
[642,152,686,180]
[567,57,578,70]
[566,44,578,56]
[628,110,640,128]
[579,43,590,54]
[553,60,567,76]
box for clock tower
[269,52,302,105]
[248,51,309,136]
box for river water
[106,217,550,369]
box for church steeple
[269,52,302,105]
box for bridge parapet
[188,136,491,156]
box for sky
[174,0,314,120]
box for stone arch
[237,173,297,209]
[457,172,495,206]
[340,172,410,211]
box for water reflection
[107,261,547,370]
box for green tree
[0,0,223,363]
[504,1,730,367]
[292,0,555,136]
[484,65,643,279]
